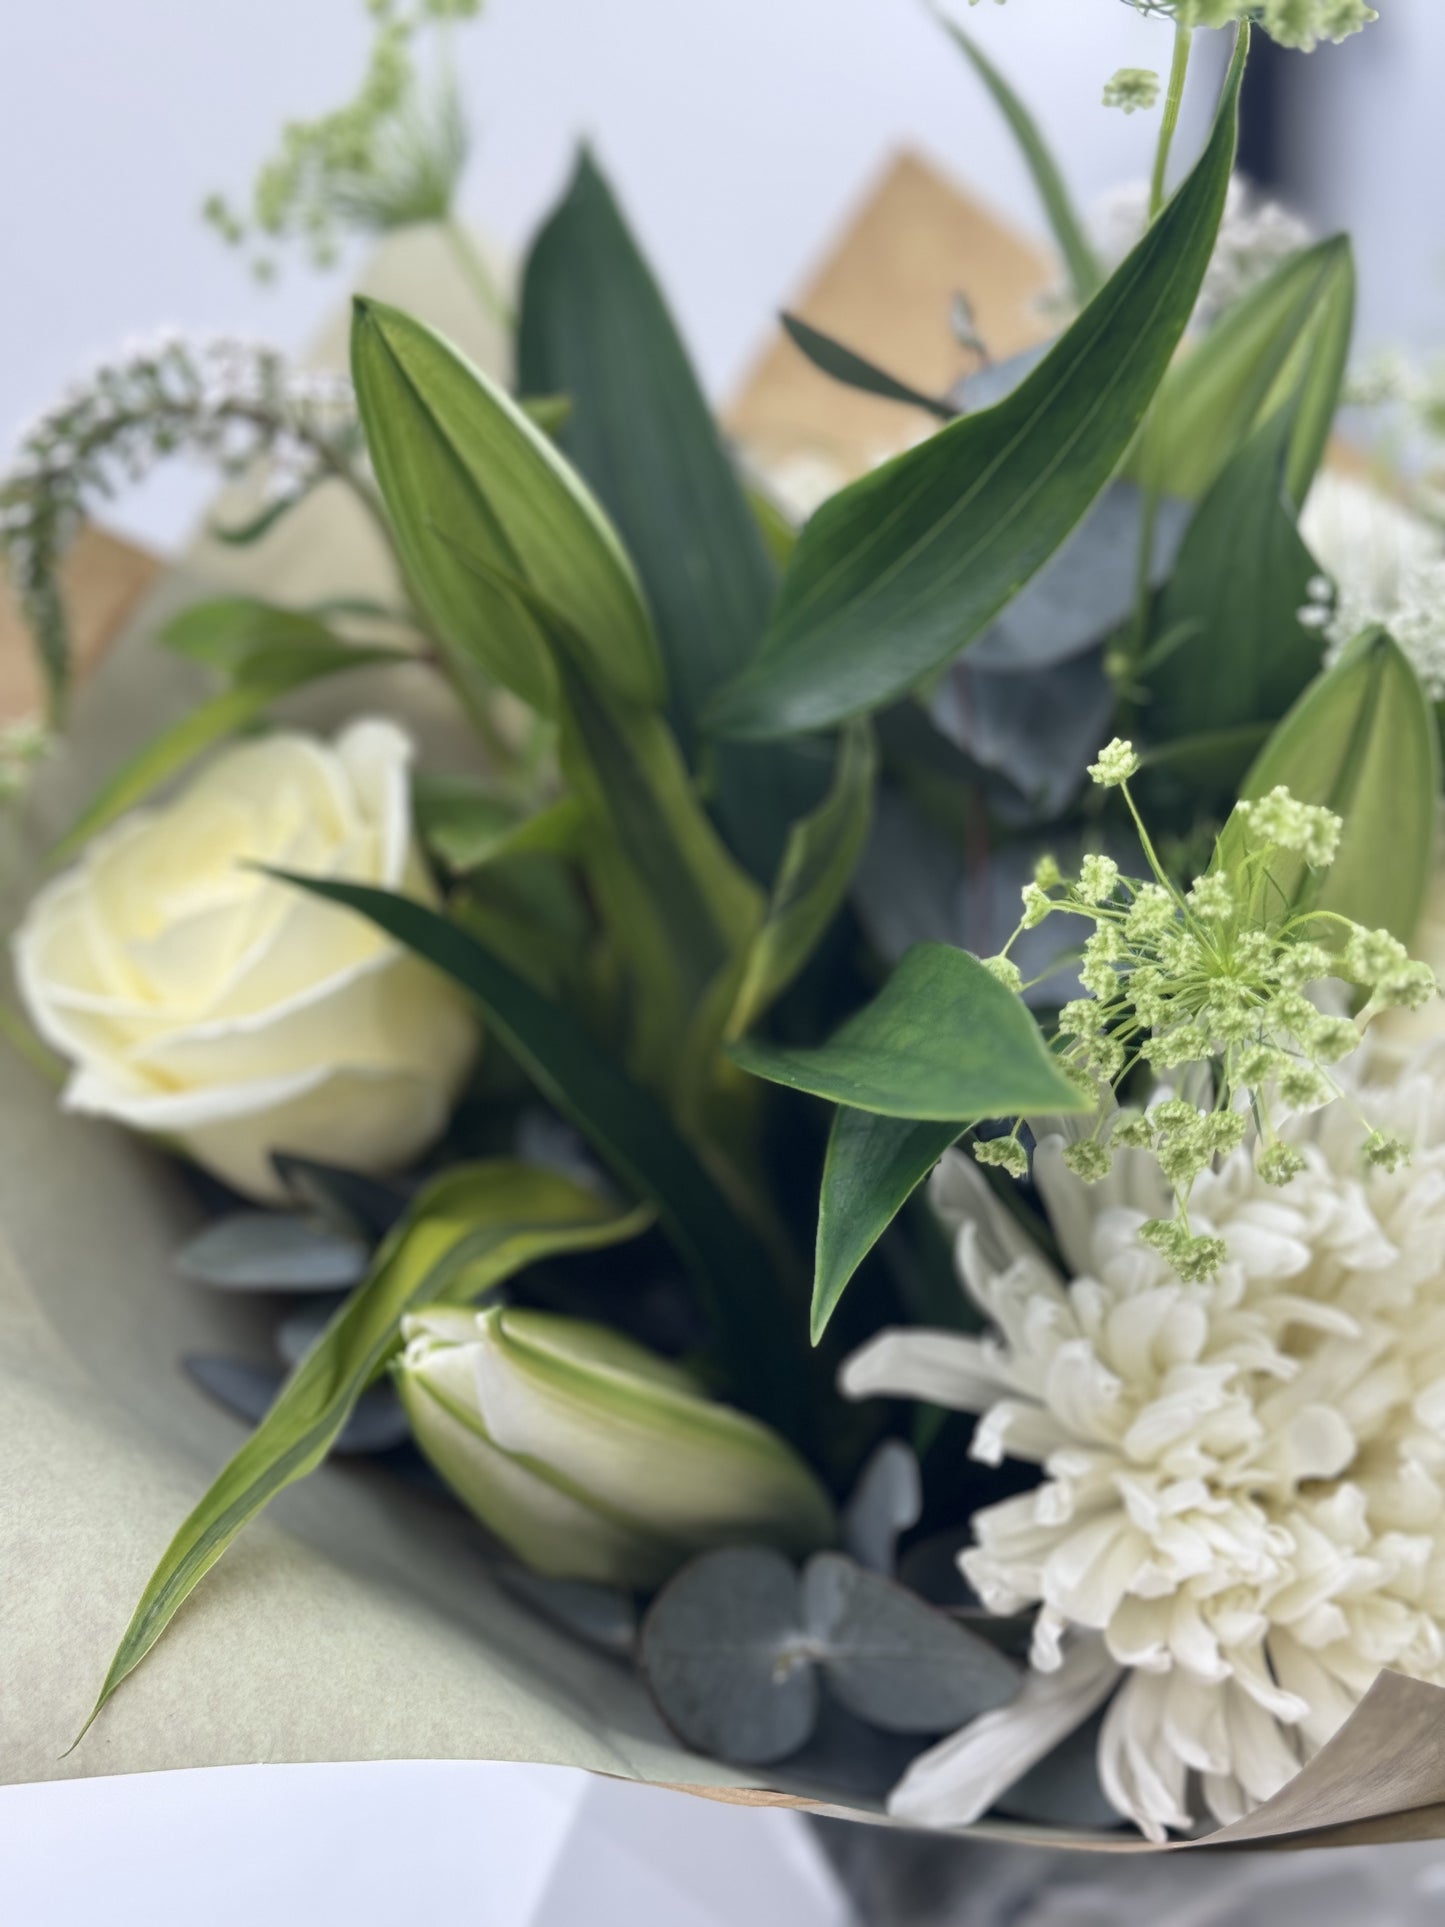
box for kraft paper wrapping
[7,191,1445,1857]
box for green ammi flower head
[969,1,1378,54]
[980,741,1438,1283]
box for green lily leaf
[519,151,774,739]
[813,1110,964,1344]
[265,874,804,1428]
[780,315,959,421]
[729,941,1086,1120]
[1143,234,1355,503]
[730,722,878,1037]
[351,296,662,716]
[54,614,407,858]
[935,12,1101,306]
[1221,629,1439,940]
[517,150,826,878]
[84,1163,650,1733]
[1144,402,1325,763]
[707,30,1249,740]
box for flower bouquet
[10,0,1445,1862]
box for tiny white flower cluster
[0,333,360,709]
[1299,473,1445,703]
[1090,176,1313,326]
[1103,68,1161,114]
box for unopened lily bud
[396,1306,836,1589]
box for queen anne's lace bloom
[843,1051,1445,1839]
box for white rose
[13,719,477,1201]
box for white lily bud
[396,1306,836,1589]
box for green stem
[1150,25,1195,220]
[441,215,515,332]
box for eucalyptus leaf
[781,315,959,421]
[1144,234,1355,503]
[351,296,662,715]
[640,1547,820,1765]
[54,629,406,858]
[728,942,1086,1121]
[803,1552,1020,1734]
[270,1156,411,1242]
[707,31,1247,740]
[842,1440,923,1577]
[1146,403,1324,755]
[729,722,877,1037]
[814,1110,964,1344]
[935,13,1101,305]
[174,1212,368,1292]
[965,485,1191,675]
[933,647,1116,826]
[1220,629,1439,940]
[184,1355,411,1455]
[264,874,803,1429]
[88,1162,648,1732]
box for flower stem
[1150,25,1194,220]
[441,216,515,333]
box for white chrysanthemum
[1300,471,1445,701]
[842,1056,1445,1841]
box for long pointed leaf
[707,30,1249,740]
[267,874,804,1428]
[729,942,1086,1121]
[781,315,959,421]
[1218,630,1439,940]
[813,1111,963,1345]
[936,12,1101,305]
[1144,235,1355,503]
[730,722,877,1036]
[517,150,826,878]
[84,1163,649,1732]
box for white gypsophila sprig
[0,334,363,713]
[1090,175,1314,326]
[842,1047,1445,1839]
[1298,472,1445,702]
[979,743,1438,1283]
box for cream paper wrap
[7,222,1445,1857]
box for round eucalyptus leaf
[640,1547,820,1765]
[804,1552,1020,1735]
[270,1154,410,1241]
[175,1212,368,1292]
[842,1440,923,1576]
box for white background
[2,3,1444,1921]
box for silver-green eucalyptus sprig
[980,739,1439,1283]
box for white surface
[0,1761,851,1927]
